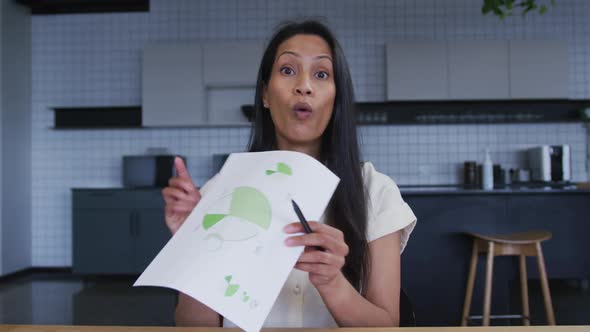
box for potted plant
[483,0,556,19]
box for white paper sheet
[134,151,340,332]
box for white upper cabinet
[142,41,263,127]
[386,40,568,101]
[207,87,255,125]
[142,44,204,127]
[448,41,510,100]
[203,41,264,87]
[509,40,569,99]
[386,41,448,101]
[203,41,263,125]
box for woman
[162,20,416,328]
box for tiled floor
[0,270,588,326]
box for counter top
[399,185,590,195]
[1,325,588,332]
[71,186,590,195]
[71,187,162,191]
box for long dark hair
[248,20,369,293]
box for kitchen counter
[71,187,162,191]
[399,185,590,195]
[399,188,590,326]
[2,325,587,332]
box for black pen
[291,199,313,234]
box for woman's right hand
[162,157,201,235]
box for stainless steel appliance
[527,145,571,182]
[123,155,184,188]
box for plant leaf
[482,0,494,14]
[506,0,514,10]
[265,170,275,175]
[225,275,232,283]
[539,4,547,14]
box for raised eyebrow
[277,51,333,62]
[315,55,333,62]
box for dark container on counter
[476,164,483,189]
[463,161,478,189]
[493,164,504,188]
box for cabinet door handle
[135,212,141,237]
[129,211,135,236]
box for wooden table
[1,326,589,332]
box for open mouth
[292,102,312,120]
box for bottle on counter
[482,149,494,190]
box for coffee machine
[527,145,571,183]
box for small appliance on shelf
[123,149,185,188]
[527,145,571,183]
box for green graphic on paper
[265,162,293,176]
[224,275,240,297]
[201,187,272,248]
[203,186,271,231]
[223,275,258,309]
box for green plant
[482,0,556,19]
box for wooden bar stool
[461,231,556,326]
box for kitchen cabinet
[386,40,568,101]
[142,41,262,127]
[134,209,169,272]
[203,41,263,125]
[0,0,31,276]
[509,40,569,99]
[448,41,510,99]
[401,195,510,326]
[202,41,263,87]
[401,190,590,326]
[72,189,170,275]
[386,41,448,101]
[207,87,255,125]
[142,44,205,127]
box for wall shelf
[52,106,141,129]
[242,99,589,125]
[16,0,149,15]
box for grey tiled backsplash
[32,0,589,266]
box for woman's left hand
[284,221,349,289]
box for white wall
[30,0,590,266]
[1,0,31,275]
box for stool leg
[483,241,495,326]
[535,242,556,325]
[519,254,530,326]
[461,241,479,326]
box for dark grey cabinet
[401,191,590,326]
[134,209,169,272]
[506,195,590,279]
[72,189,170,275]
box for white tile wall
[31,0,590,266]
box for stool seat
[466,231,551,245]
[461,230,556,326]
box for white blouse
[200,162,417,328]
